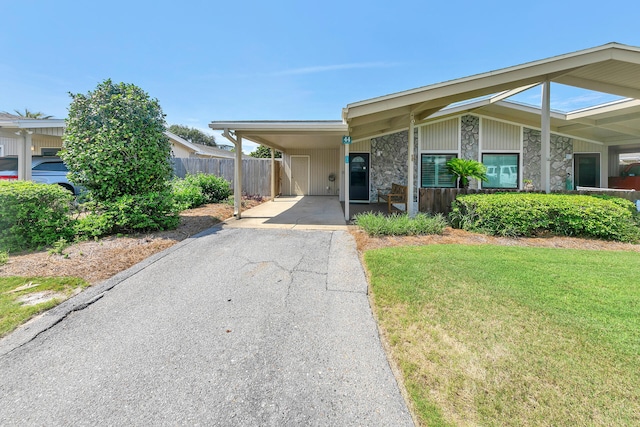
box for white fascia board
[344,43,633,119]
[0,119,66,129]
[210,121,347,133]
[565,98,640,120]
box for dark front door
[574,153,600,188]
[349,153,369,201]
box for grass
[354,212,447,236]
[0,276,89,338]
[364,244,640,426]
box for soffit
[344,43,640,141]
[209,121,347,152]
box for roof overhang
[209,121,348,152]
[343,43,640,141]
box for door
[349,153,369,201]
[290,156,309,195]
[574,153,600,188]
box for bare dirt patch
[0,200,262,285]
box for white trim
[520,125,525,188]
[418,152,459,189]
[289,155,310,196]
[481,152,521,190]
[478,117,483,162]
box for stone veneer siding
[460,115,480,189]
[523,128,573,191]
[370,128,419,202]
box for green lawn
[0,276,88,337]
[364,244,640,426]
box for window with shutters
[421,154,457,188]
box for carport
[209,121,349,220]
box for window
[0,145,4,157]
[421,154,457,187]
[41,148,61,156]
[483,154,519,189]
[32,161,68,172]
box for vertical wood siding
[0,137,20,155]
[420,118,459,151]
[350,139,371,152]
[482,119,520,150]
[283,149,339,196]
[172,158,279,197]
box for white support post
[25,132,32,181]
[234,135,243,219]
[541,80,551,193]
[270,148,276,200]
[17,131,33,181]
[344,143,350,221]
[408,114,416,217]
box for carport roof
[343,42,640,141]
[209,120,347,152]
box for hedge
[449,193,640,242]
[0,182,75,252]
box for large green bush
[61,79,173,202]
[185,173,231,204]
[171,178,205,210]
[76,191,180,238]
[450,193,640,242]
[0,182,75,252]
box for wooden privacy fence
[419,188,640,215]
[172,158,280,197]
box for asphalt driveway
[0,226,413,426]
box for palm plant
[446,158,488,189]
[11,108,53,119]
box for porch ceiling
[343,43,640,142]
[209,121,347,152]
[431,98,640,147]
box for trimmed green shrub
[450,193,640,242]
[61,79,173,202]
[171,178,206,210]
[0,181,75,252]
[354,212,447,237]
[75,191,179,238]
[185,173,231,204]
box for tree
[249,145,281,159]
[168,124,217,147]
[61,79,173,202]
[3,108,53,119]
[446,158,488,189]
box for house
[168,132,249,159]
[210,43,640,220]
[0,114,236,178]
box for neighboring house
[0,118,242,179]
[168,131,249,159]
[210,43,640,219]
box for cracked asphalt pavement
[0,227,414,426]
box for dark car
[0,156,82,195]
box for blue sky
[2,0,640,152]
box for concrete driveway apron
[0,226,414,426]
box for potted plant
[523,179,534,191]
[446,158,488,189]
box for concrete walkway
[0,225,414,425]
[225,196,348,230]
